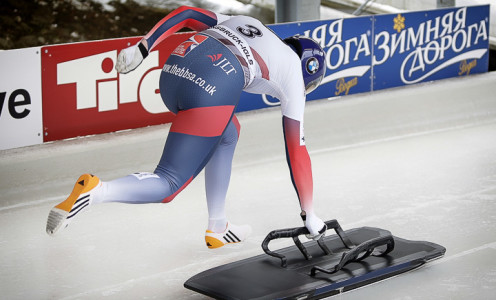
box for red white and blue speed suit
[98,6,321,234]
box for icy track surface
[1,72,496,299]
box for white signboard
[0,47,43,150]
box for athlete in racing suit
[46,6,326,248]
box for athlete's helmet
[283,35,326,94]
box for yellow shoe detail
[46,174,100,235]
[55,174,100,212]
[204,223,251,249]
[205,235,226,249]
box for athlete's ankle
[208,217,228,233]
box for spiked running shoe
[46,174,101,235]
[205,222,252,249]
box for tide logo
[56,50,167,113]
[208,53,237,75]
[172,34,209,57]
[42,35,195,142]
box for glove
[115,42,147,74]
[301,212,327,240]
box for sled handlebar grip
[261,219,355,268]
[261,227,310,267]
[310,233,395,276]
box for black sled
[184,220,445,299]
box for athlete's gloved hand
[302,212,327,240]
[115,42,147,74]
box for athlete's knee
[121,172,173,204]
[153,167,192,203]
[220,119,240,146]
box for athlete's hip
[162,34,244,87]
[159,34,245,111]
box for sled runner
[184,220,445,299]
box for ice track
[1,72,496,299]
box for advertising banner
[237,15,374,113]
[0,47,43,150]
[373,5,490,90]
[41,33,194,142]
[37,5,489,144]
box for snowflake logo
[393,14,405,33]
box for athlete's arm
[142,6,226,52]
[116,6,229,74]
[283,115,313,210]
[282,114,326,239]
[277,50,326,237]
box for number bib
[206,24,257,86]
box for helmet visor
[305,76,323,94]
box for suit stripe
[232,115,241,138]
[251,47,269,80]
[145,6,218,51]
[162,176,193,203]
[170,106,235,137]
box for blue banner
[236,5,490,113]
[237,16,373,112]
[373,5,490,90]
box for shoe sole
[46,208,69,235]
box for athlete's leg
[205,117,240,232]
[88,105,237,205]
[91,173,170,204]
[47,107,239,234]
[91,34,245,206]
[154,105,237,202]
[46,34,246,238]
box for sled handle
[261,219,354,268]
[324,219,355,249]
[261,227,310,267]
[310,233,395,276]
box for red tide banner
[41,33,194,142]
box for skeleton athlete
[46,6,327,248]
